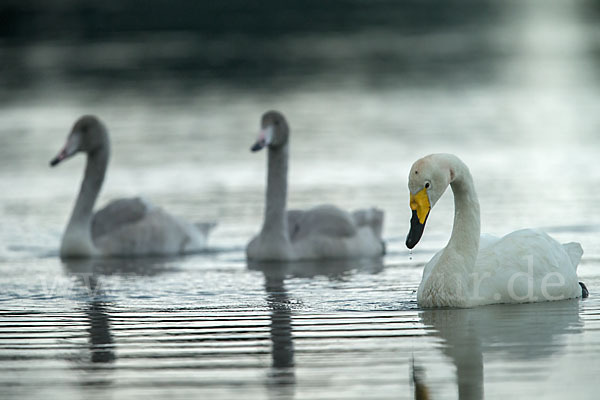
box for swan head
[406,154,455,249]
[50,115,108,166]
[250,110,289,152]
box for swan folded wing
[287,205,356,241]
[477,230,570,277]
[91,197,151,240]
[473,229,581,304]
[94,207,197,256]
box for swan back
[92,197,150,240]
[93,204,212,257]
[472,229,583,306]
[287,206,385,260]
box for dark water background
[1,1,600,399]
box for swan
[246,111,385,261]
[50,115,215,258]
[405,153,588,308]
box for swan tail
[195,221,217,236]
[352,208,384,238]
[560,243,587,298]
[562,242,583,269]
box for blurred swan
[246,111,385,261]
[405,153,587,308]
[50,115,215,258]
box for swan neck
[446,168,480,270]
[63,146,109,251]
[262,144,289,239]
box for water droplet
[409,249,413,261]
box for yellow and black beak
[406,187,431,249]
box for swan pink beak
[250,126,274,152]
[50,134,80,167]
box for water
[1,0,600,398]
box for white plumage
[406,154,585,308]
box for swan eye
[425,182,430,189]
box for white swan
[50,115,215,258]
[405,153,587,308]
[246,111,385,261]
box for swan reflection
[63,259,117,368]
[62,258,177,370]
[420,300,583,400]
[249,257,384,399]
[264,274,296,399]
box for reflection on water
[60,259,116,394]
[253,258,386,399]
[422,300,583,399]
[85,301,115,365]
[264,275,296,399]
[63,260,117,365]
[248,258,385,281]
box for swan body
[248,204,384,261]
[92,198,214,257]
[51,115,214,258]
[246,111,385,261]
[406,153,585,308]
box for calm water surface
[1,1,600,399]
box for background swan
[405,153,587,308]
[246,111,385,261]
[50,115,215,258]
